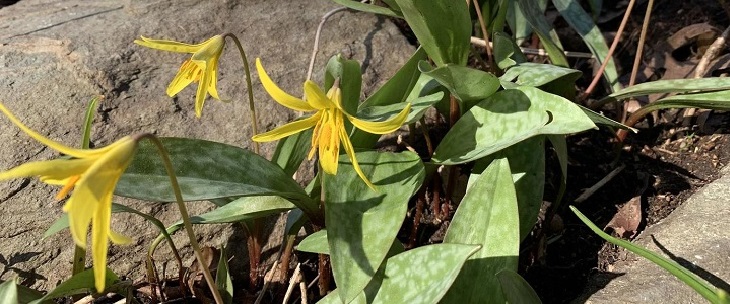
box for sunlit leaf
[272,128,313,177]
[516,0,568,66]
[325,151,424,303]
[297,230,329,254]
[493,31,527,70]
[634,89,730,119]
[600,78,730,103]
[418,61,500,110]
[0,280,18,304]
[500,62,581,88]
[29,268,119,303]
[357,92,443,125]
[442,158,519,302]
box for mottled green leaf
[500,62,581,87]
[326,151,424,303]
[419,61,501,110]
[497,269,542,304]
[116,138,316,215]
[173,196,295,229]
[473,136,545,241]
[442,158,519,303]
[394,0,471,66]
[297,230,329,254]
[493,31,527,70]
[29,268,119,303]
[432,86,596,164]
[272,128,313,177]
[552,0,620,92]
[516,0,568,66]
[330,0,402,18]
[319,244,480,304]
[578,104,636,131]
[357,91,443,125]
[601,78,730,103]
[507,0,547,43]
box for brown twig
[574,164,626,204]
[470,37,594,58]
[682,25,730,126]
[471,0,495,73]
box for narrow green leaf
[319,244,481,304]
[81,96,100,149]
[547,134,568,208]
[0,280,18,304]
[443,158,520,303]
[507,0,547,43]
[634,89,730,119]
[570,206,726,303]
[552,0,620,92]
[285,208,307,236]
[432,86,596,164]
[497,269,543,304]
[600,78,730,103]
[0,280,46,304]
[297,230,329,254]
[500,62,581,88]
[473,136,545,241]
[516,0,568,66]
[116,138,316,214]
[180,196,295,227]
[493,31,527,70]
[357,92,443,125]
[418,61,501,110]
[272,128,313,176]
[578,104,636,131]
[330,0,403,18]
[325,54,362,117]
[216,246,233,304]
[394,0,471,66]
[325,151,425,303]
[30,268,119,303]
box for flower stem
[140,134,224,304]
[224,33,260,155]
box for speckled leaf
[318,244,480,304]
[297,230,329,254]
[116,138,316,215]
[325,151,424,303]
[419,61,500,109]
[493,32,527,70]
[29,268,119,303]
[497,269,542,304]
[442,158,519,303]
[166,196,296,233]
[357,91,443,125]
[600,78,730,103]
[330,0,402,18]
[473,136,545,241]
[432,86,595,164]
[394,0,471,66]
[500,62,581,88]
[516,0,568,66]
[552,0,620,92]
[578,104,636,131]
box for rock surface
[0,0,414,290]
[579,165,730,303]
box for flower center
[55,175,81,200]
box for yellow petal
[0,158,93,183]
[191,35,224,62]
[303,81,332,109]
[326,86,344,110]
[92,194,112,292]
[0,102,113,159]
[207,57,222,101]
[347,103,411,134]
[339,123,376,190]
[256,59,316,112]
[318,112,340,175]
[108,230,133,245]
[165,59,198,97]
[252,112,321,142]
[134,36,208,54]
[194,61,211,118]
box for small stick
[253,260,278,304]
[471,0,495,72]
[300,277,309,304]
[683,26,730,126]
[283,264,302,303]
[574,164,626,204]
[470,36,594,59]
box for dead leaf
[605,195,642,238]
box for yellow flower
[252,59,411,189]
[0,102,137,292]
[134,35,226,118]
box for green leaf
[578,104,636,131]
[500,62,581,88]
[272,128,313,176]
[473,136,545,241]
[0,280,18,304]
[497,269,542,304]
[432,86,596,164]
[357,91,443,125]
[552,0,620,92]
[81,96,100,149]
[325,151,425,303]
[442,158,520,303]
[216,246,233,304]
[325,54,362,117]
[116,138,316,215]
[600,78,730,103]
[507,0,547,43]
[418,61,501,110]
[330,0,403,18]
[393,0,471,66]
[493,31,527,70]
[318,244,481,304]
[634,89,730,119]
[176,196,295,228]
[516,0,568,66]
[30,268,119,303]
[570,206,728,303]
[297,230,329,254]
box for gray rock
[579,165,730,303]
[0,0,413,290]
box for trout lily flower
[252,59,411,189]
[0,102,138,292]
[135,35,226,118]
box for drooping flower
[0,102,138,292]
[252,59,411,189]
[134,35,226,118]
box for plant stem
[224,33,260,155]
[140,134,224,304]
[317,167,331,296]
[471,0,496,74]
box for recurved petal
[0,158,94,182]
[256,59,316,112]
[0,102,109,159]
[252,112,321,142]
[191,35,225,61]
[194,61,213,118]
[317,113,340,175]
[339,126,376,190]
[303,81,331,110]
[347,103,411,135]
[91,192,113,292]
[134,36,206,53]
[166,59,199,97]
